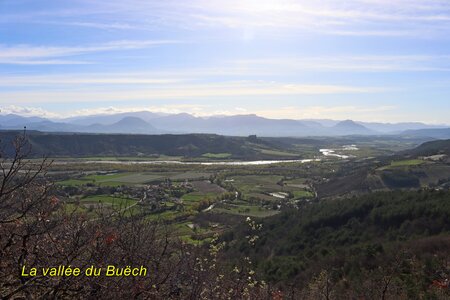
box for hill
[225,190,450,288]
[86,117,159,134]
[0,131,292,159]
[0,114,47,126]
[402,139,450,157]
[64,111,164,125]
[332,120,373,135]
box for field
[212,203,279,217]
[80,195,137,206]
[77,155,184,161]
[227,175,314,201]
[389,159,425,167]
[201,153,232,159]
[258,149,299,157]
[58,171,213,186]
[293,190,314,198]
[63,195,138,216]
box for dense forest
[224,190,450,297]
[402,139,450,157]
[0,131,261,158]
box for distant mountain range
[0,112,448,138]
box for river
[54,145,358,166]
[78,158,322,166]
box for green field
[285,178,307,185]
[80,195,137,207]
[390,159,424,167]
[59,171,212,186]
[378,159,426,171]
[229,175,313,201]
[181,192,215,202]
[181,192,213,209]
[63,195,138,216]
[230,175,284,194]
[77,155,184,161]
[201,152,232,158]
[259,149,299,157]
[58,173,127,187]
[293,190,314,198]
[212,203,279,217]
[60,180,124,187]
[146,210,188,221]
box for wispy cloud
[0,105,58,118]
[2,53,448,88]
[127,0,450,37]
[3,0,450,38]
[72,104,209,118]
[36,21,139,30]
[0,81,382,104]
[0,74,184,86]
[0,60,94,65]
[1,104,247,119]
[233,55,450,73]
[0,40,180,65]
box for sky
[1,0,450,124]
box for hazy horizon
[1,0,450,124]
[1,109,449,126]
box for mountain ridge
[0,112,447,137]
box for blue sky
[1,0,450,124]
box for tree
[0,134,269,299]
[0,133,56,298]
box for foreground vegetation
[225,190,450,297]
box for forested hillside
[225,190,450,297]
[402,139,450,157]
[0,131,265,158]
